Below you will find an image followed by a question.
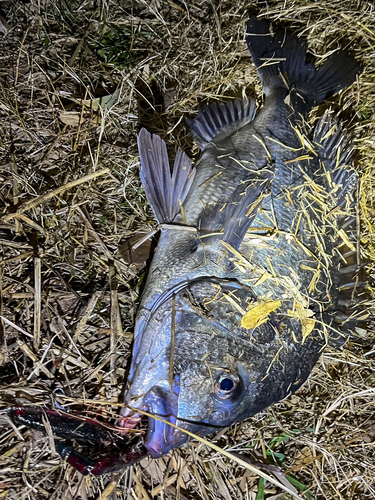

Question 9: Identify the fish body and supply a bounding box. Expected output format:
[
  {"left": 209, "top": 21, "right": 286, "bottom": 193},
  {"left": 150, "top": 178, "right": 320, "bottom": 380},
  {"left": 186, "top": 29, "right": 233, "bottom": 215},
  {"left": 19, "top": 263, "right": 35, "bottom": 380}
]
[{"left": 122, "top": 17, "right": 364, "bottom": 458}]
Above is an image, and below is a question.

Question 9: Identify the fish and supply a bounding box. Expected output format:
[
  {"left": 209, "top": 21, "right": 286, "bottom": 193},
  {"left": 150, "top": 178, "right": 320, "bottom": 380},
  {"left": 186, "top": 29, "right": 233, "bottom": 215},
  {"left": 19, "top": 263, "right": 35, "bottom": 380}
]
[{"left": 120, "top": 16, "right": 365, "bottom": 460}]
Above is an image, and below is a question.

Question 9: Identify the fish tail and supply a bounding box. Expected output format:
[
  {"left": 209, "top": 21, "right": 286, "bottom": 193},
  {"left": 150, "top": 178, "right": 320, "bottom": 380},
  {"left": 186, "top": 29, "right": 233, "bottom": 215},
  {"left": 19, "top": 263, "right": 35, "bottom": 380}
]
[{"left": 246, "top": 17, "right": 362, "bottom": 111}]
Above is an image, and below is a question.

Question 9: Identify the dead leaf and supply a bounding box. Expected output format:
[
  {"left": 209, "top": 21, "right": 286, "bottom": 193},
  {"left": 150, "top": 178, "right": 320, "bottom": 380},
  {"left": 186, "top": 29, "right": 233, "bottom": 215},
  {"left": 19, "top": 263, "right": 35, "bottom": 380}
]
[
  {"left": 0, "top": 14, "right": 9, "bottom": 35},
  {"left": 59, "top": 111, "right": 83, "bottom": 126},
  {"left": 241, "top": 299, "right": 281, "bottom": 330},
  {"left": 293, "top": 445, "right": 315, "bottom": 468},
  {"left": 119, "top": 233, "right": 154, "bottom": 269}
]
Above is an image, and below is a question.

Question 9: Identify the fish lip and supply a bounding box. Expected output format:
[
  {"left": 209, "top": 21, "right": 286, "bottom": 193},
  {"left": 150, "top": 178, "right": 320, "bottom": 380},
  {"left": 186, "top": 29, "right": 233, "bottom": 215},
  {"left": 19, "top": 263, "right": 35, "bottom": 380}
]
[
  {"left": 144, "top": 402, "right": 176, "bottom": 458},
  {"left": 143, "top": 389, "right": 187, "bottom": 458},
  {"left": 121, "top": 388, "right": 187, "bottom": 458}
]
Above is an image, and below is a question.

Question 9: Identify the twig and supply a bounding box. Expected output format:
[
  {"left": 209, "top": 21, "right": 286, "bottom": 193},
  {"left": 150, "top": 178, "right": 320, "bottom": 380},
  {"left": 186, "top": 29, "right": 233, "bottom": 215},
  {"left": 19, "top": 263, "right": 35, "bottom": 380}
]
[
  {"left": 72, "top": 291, "right": 101, "bottom": 343},
  {"left": 17, "top": 341, "right": 54, "bottom": 379},
  {"left": 18, "top": 214, "right": 46, "bottom": 236},
  {"left": 1, "top": 168, "right": 110, "bottom": 222},
  {"left": 0, "top": 265, "right": 4, "bottom": 366},
  {"left": 109, "top": 263, "right": 120, "bottom": 389},
  {"left": 0, "top": 316, "right": 33, "bottom": 338},
  {"left": 33, "top": 257, "right": 41, "bottom": 350}
]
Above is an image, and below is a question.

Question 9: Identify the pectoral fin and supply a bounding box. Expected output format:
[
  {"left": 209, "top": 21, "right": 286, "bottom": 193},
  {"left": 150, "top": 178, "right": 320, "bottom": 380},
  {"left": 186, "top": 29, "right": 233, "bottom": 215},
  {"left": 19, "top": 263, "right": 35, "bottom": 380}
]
[{"left": 199, "top": 173, "right": 272, "bottom": 249}]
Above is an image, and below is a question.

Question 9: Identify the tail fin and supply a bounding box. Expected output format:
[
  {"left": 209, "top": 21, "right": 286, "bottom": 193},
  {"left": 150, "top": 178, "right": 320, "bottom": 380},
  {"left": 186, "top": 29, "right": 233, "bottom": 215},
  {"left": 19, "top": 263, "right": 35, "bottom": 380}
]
[{"left": 246, "top": 17, "right": 362, "bottom": 111}]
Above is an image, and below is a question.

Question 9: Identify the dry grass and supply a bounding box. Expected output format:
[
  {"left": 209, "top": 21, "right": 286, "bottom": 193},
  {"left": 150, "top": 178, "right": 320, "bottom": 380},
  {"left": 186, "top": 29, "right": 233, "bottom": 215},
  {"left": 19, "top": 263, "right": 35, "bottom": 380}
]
[{"left": 0, "top": 0, "right": 374, "bottom": 498}]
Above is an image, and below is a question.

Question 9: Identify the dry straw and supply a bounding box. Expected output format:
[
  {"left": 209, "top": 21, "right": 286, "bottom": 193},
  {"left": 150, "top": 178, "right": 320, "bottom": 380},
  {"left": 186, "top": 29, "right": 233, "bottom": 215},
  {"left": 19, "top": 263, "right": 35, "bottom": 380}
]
[{"left": 0, "top": 0, "right": 374, "bottom": 499}]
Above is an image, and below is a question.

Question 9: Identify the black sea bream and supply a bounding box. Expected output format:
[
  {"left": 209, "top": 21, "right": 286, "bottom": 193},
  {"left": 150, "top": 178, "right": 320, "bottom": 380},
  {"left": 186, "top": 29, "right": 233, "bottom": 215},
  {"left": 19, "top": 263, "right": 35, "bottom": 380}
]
[{"left": 121, "top": 17, "right": 365, "bottom": 458}]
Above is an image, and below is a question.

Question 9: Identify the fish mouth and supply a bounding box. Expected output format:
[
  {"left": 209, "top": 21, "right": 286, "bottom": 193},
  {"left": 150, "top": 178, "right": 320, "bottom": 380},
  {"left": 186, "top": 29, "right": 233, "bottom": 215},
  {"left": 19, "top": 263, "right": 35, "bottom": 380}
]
[
  {"left": 121, "top": 388, "right": 187, "bottom": 458},
  {"left": 144, "top": 396, "right": 178, "bottom": 457}
]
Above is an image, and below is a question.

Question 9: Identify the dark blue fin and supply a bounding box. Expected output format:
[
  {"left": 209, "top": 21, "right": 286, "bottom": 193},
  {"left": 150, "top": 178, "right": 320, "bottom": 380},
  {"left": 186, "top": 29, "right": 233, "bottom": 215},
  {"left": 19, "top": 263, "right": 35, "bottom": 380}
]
[
  {"left": 222, "top": 177, "right": 271, "bottom": 249},
  {"left": 186, "top": 97, "right": 256, "bottom": 150},
  {"left": 138, "top": 129, "right": 196, "bottom": 224},
  {"left": 200, "top": 173, "right": 272, "bottom": 249},
  {"left": 246, "top": 17, "right": 362, "bottom": 111},
  {"left": 313, "top": 111, "right": 357, "bottom": 208},
  {"left": 313, "top": 112, "right": 370, "bottom": 337},
  {"left": 333, "top": 220, "right": 371, "bottom": 338}
]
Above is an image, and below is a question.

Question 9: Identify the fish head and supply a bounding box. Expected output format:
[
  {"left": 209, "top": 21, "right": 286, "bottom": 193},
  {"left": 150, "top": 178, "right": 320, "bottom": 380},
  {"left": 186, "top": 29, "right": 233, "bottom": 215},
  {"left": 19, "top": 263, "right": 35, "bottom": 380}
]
[{"left": 122, "top": 278, "right": 311, "bottom": 458}]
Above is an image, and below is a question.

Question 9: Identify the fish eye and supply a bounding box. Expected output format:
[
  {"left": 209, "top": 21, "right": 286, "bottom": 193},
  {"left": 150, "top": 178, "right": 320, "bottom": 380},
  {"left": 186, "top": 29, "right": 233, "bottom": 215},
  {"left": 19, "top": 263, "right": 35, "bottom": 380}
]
[
  {"left": 214, "top": 373, "right": 241, "bottom": 401},
  {"left": 220, "top": 378, "right": 234, "bottom": 391}
]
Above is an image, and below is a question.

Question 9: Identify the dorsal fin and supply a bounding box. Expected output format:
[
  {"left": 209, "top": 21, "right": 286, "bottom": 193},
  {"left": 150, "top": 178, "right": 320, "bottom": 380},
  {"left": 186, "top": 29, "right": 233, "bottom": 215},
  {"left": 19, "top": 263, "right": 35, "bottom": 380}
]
[
  {"left": 313, "top": 112, "right": 370, "bottom": 337},
  {"left": 138, "top": 129, "right": 195, "bottom": 224},
  {"left": 186, "top": 97, "right": 256, "bottom": 150}
]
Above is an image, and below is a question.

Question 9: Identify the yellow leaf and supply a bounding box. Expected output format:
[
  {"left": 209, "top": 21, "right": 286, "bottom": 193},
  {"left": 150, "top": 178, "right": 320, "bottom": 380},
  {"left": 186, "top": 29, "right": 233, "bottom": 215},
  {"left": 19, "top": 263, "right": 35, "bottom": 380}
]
[
  {"left": 287, "top": 303, "right": 316, "bottom": 343},
  {"left": 241, "top": 299, "right": 281, "bottom": 330}
]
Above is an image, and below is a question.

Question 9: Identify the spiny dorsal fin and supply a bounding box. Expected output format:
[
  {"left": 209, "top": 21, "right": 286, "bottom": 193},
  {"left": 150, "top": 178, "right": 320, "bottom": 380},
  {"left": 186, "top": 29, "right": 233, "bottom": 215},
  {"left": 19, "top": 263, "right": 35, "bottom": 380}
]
[
  {"left": 186, "top": 97, "right": 256, "bottom": 150},
  {"left": 334, "top": 213, "right": 370, "bottom": 333},
  {"left": 138, "top": 129, "right": 195, "bottom": 224},
  {"left": 313, "top": 110, "right": 357, "bottom": 208}
]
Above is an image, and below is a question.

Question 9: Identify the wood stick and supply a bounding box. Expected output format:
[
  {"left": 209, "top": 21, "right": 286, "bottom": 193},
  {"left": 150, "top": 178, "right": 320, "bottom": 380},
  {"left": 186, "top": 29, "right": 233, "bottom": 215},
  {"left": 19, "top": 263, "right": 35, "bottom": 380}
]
[
  {"left": 1, "top": 168, "right": 110, "bottom": 222},
  {"left": 109, "top": 263, "right": 118, "bottom": 388},
  {"left": 33, "top": 257, "right": 41, "bottom": 350},
  {"left": 72, "top": 291, "right": 101, "bottom": 342}
]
